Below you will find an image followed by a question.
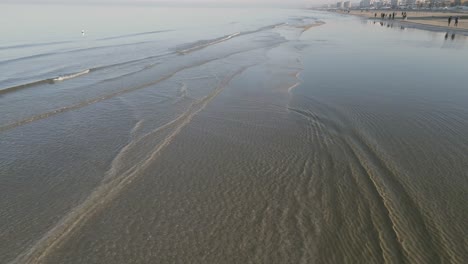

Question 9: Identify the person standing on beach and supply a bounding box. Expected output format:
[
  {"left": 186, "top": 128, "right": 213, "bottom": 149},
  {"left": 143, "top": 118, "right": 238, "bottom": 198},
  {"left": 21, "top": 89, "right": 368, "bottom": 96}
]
[
  {"left": 455, "top": 17, "right": 459, "bottom": 27},
  {"left": 448, "top": 16, "right": 452, "bottom": 26}
]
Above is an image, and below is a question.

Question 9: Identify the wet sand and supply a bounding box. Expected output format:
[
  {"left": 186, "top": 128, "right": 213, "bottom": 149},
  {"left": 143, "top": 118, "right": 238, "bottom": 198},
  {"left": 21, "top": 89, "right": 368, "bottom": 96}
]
[
  {"left": 345, "top": 10, "right": 468, "bottom": 33},
  {"left": 1, "top": 10, "right": 468, "bottom": 264}
]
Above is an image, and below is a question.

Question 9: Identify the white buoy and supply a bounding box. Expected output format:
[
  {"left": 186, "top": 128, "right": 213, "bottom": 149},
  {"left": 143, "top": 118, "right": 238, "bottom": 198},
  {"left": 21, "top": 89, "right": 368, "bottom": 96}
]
[{"left": 81, "top": 29, "right": 85, "bottom": 36}]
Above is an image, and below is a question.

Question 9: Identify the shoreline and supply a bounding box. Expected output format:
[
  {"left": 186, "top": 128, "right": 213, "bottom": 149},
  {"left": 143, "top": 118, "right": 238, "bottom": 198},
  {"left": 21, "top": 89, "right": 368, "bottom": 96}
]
[
  {"left": 327, "top": 9, "right": 468, "bottom": 35},
  {"left": 370, "top": 18, "right": 468, "bottom": 35}
]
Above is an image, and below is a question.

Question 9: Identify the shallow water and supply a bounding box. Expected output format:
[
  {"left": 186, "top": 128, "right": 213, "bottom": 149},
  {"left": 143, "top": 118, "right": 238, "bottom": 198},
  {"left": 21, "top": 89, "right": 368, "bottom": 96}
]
[{"left": 0, "top": 5, "right": 467, "bottom": 264}]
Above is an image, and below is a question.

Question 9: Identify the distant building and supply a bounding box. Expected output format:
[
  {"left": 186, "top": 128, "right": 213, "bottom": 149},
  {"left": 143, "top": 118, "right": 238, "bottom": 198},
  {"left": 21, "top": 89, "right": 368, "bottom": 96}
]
[
  {"left": 337, "top": 1, "right": 344, "bottom": 8},
  {"left": 374, "top": 0, "right": 391, "bottom": 7},
  {"left": 344, "top": 1, "right": 352, "bottom": 8},
  {"left": 360, "top": 0, "right": 375, "bottom": 7}
]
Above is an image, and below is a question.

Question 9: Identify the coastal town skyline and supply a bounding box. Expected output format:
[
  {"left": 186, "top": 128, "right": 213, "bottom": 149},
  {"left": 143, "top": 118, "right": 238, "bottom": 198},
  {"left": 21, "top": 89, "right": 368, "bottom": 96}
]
[{"left": 329, "top": 0, "right": 467, "bottom": 8}]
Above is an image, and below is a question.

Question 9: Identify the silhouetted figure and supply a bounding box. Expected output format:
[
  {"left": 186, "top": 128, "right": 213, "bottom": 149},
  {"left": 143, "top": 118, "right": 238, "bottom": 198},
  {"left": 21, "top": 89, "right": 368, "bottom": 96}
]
[
  {"left": 455, "top": 17, "right": 459, "bottom": 27},
  {"left": 448, "top": 16, "right": 452, "bottom": 26},
  {"left": 375, "top": 13, "right": 377, "bottom": 18},
  {"left": 451, "top": 33, "right": 455, "bottom": 40}
]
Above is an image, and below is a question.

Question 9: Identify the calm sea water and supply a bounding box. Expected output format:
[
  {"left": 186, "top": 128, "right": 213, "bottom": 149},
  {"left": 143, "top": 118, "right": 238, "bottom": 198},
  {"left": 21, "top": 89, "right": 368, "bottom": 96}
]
[
  {"left": 0, "top": 5, "right": 315, "bottom": 90},
  {"left": 1, "top": 4, "right": 467, "bottom": 264}
]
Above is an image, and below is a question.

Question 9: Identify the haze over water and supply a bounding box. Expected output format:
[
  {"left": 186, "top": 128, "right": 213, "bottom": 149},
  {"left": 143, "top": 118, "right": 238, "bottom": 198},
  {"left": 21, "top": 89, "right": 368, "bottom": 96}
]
[{"left": 1, "top": 4, "right": 467, "bottom": 264}]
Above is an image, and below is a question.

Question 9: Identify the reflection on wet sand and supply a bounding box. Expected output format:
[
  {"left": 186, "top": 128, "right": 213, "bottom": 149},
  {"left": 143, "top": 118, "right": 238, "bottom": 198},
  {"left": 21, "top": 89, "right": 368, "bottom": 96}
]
[{"left": 369, "top": 20, "right": 468, "bottom": 43}]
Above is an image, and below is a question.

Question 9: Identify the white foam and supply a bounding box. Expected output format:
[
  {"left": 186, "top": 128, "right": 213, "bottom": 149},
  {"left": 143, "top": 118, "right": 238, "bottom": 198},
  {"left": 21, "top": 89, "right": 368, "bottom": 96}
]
[{"left": 53, "top": 69, "right": 90, "bottom": 82}]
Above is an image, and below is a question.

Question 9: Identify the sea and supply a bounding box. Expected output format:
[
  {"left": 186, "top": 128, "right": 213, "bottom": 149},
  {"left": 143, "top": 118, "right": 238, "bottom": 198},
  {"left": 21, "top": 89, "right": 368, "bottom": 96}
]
[{"left": 1, "top": 4, "right": 467, "bottom": 264}]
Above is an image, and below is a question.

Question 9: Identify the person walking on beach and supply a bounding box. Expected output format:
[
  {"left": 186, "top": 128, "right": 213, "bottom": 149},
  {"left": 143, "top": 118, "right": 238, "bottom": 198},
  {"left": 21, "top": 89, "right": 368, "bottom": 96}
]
[
  {"left": 455, "top": 17, "right": 459, "bottom": 27},
  {"left": 375, "top": 13, "right": 377, "bottom": 18},
  {"left": 448, "top": 16, "right": 452, "bottom": 26}
]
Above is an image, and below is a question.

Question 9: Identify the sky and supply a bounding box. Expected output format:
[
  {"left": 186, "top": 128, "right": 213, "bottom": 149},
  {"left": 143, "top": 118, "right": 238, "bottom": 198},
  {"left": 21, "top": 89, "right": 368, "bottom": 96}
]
[{"left": 0, "top": 0, "right": 331, "bottom": 8}]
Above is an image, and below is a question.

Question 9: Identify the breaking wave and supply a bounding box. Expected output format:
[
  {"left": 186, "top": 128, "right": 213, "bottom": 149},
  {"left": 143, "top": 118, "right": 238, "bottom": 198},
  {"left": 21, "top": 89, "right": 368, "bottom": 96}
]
[
  {"left": 52, "top": 69, "right": 91, "bottom": 82},
  {"left": 0, "top": 69, "right": 91, "bottom": 95}
]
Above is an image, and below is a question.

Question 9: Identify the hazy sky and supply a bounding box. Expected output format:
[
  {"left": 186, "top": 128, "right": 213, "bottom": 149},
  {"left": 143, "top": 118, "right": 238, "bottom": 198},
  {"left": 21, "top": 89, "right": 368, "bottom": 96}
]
[{"left": 0, "top": 0, "right": 331, "bottom": 8}]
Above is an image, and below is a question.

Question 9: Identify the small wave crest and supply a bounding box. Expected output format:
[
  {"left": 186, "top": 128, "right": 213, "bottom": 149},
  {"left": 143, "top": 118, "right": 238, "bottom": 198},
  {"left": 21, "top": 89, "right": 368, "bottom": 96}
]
[
  {"left": 177, "top": 32, "right": 241, "bottom": 54},
  {"left": 0, "top": 42, "right": 150, "bottom": 66},
  {"left": 98, "top": 30, "right": 173, "bottom": 41},
  {"left": 0, "top": 41, "right": 72, "bottom": 51},
  {"left": 53, "top": 69, "right": 90, "bottom": 82},
  {"left": 0, "top": 52, "right": 57, "bottom": 66},
  {"left": 0, "top": 51, "right": 175, "bottom": 95},
  {"left": 0, "top": 69, "right": 91, "bottom": 95},
  {"left": 175, "top": 23, "right": 288, "bottom": 55},
  {"left": 0, "top": 79, "right": 54, "bottom": 95}
]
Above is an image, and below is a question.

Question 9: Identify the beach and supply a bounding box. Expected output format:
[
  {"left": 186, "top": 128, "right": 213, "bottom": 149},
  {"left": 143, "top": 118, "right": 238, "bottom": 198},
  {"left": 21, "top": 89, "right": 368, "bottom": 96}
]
[
  {"left": 1, "top": 5, "right": 468, "bottom": 264},
  {"left": 344, "top": 9, "right": 468, "bottom": 33}
]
